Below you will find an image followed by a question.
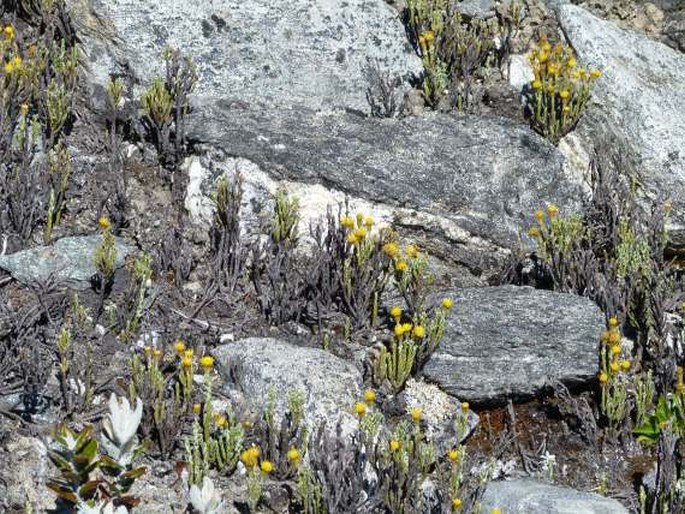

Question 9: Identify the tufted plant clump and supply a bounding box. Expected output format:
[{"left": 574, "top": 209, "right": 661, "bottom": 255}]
[
  {"left": 405, "top": 0, "right": 521, "bottom": 110},
  {"left": 525, "top": 35, "right": 601, "bottom": 144}
]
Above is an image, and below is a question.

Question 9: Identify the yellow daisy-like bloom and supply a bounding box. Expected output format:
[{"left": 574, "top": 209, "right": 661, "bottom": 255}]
[
  {"left": 567, "top": 57, "right": 577, "bottom": 68},
  {"left": 346, "top": 233, "right": 359, "bottom": 245},
  {"left": 4, "top": 25, "right": 15, "bottom": 40},
  {"left": 405, "top": 244, "right": 419, "bottom": 259},
  {"left": 199, "top": 355, "right": 215, "bottom": 371},
  {"left": 364, "top": 389, "right": 377, "bottom": 405},
  {"left": 20, "top": 103, "right": 28, "bottom": 115},
  {"left": 538, "top": 51, "right": 549, "bottom": 64},
  {"left": 174, "top": 340, "right": 186, "bottom": 355},
  {"left": 610, "top": 361, "right": 620, "bottom": 373},
  {"left": 143, "top": 346, "right": 152, "bottom": 356},
  {"left": 412, "top": 325, "right": 426, "bottom": 340},
  {"left": 364, "top": 216, "right": 374, "bottom": 228},
  {"left": 192, "top": 403, "right": 202, "bottom": 415},
  {"left": 447, "top": 448, "right": 460, "bottom": 461},
  {"left": 563, "top": 105, "right": 571, "bottom": 114},
  {"left": 214, "top": 414, "right": 228, "bottom": 429},
  {"left": 98, "top": 215, "right": 111, "bottom": 231},
  {"left": 394, "top": 324, "right": 405, "bottom": 338},
  {"left": 608, "top": 317, "right": 619, "bottom": 328},
  {"left": 353, "top": 227, "right": 367, "bottom": 240},
  {"left": 441, "top": 298, "right": 454, "bottom": 310},
  {"left": 152, "top": 349, "right": 162, "bottom": 359},
  {"left": 395, "top": 259, "right": 408, "bottom": 273},
  {"left": 532, "top": 79, "right": 542, "bottom": 91},
  {"left": 490, "top": 509, "right": 502, "bottom": 514},
  {"left": 383, "top": 242, "right": 400, "bottom": 258},
  {"left": 401, "top": 323, "right": 412, "bottom": 334},
  {"left": 461, "top": 401, "right": 469, "bottom": 413},
  {"left": 620, "top": 360, "right": 631, "bottom": 371},
  {"left": 452, "top": 498, "right": 463, "bottom": 510},
  {"left": 590, "top": 69, "right": 601, "bottom": 79},
  {"left": 12, "top": 56, "right": 21, "bottom": 68},
  {"left": 184, "top": 349, "right": 194, "bottom": 359},
  {"left": 422, "top": 30, "right": 435, "bottom": 44},
  {"left": 182, "top": 356, "right": 193, "bottom": 369},
  {"left": 534, "top": 209, "right": 545, "bottom": 223},
  {"left": 528, "top": 226, "right": 541, "bottom": 238},
  {"left": 390, "top": 305, "right": 402, "bottom": 320},
  {"left": 610, "top": 345, "right": 621, "bottom": 356},
  {"left": 559, "top": 90, "right": 570, "bottom": 100},
  {"left": 354, "top": 402, "right": 367, "bottom": 418},
  {"left": 607, "top": 331, "right": 621, "bottom": 345},
  {"left": 546, "top": 84, "right": 556, "bottom": 95},
  {"left": 598, "top": 372, "right": 609, "bottom": 384},
  {"left": 389, "top": 440, "right": 401, "bottom": 451},
  {"left": 410, "top": 407, "right": 422, "bottom": 423},
  {"left": 240, "top": 447, "right": 261, "bottom": 469},
  {"left": 260, "top": 460, "right": 274, "bottom": 474},
  {"left": 287, "top": 448, "right": 301, "bottom": 463},
  {"left": 340, "top": 215, "right": 355, "bottom": 229}
]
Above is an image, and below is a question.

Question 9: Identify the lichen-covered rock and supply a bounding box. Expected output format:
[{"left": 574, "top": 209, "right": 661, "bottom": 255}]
[
  {"left": 557, "top": 5, "right": 685, "bottom": 249},
  {"left": 0, "top": 235, "right": 132, "bottom": 289},
  {"left": 213, "top": 338, "right": 364, "bottom": 432},
  {"left": 186, "top": 101, "right": 588, "bottom": 282},
  {"left": 421, "top": 286, "right": 604, "bottom": 404},
  {"left": 482, "top": 479, "right": 629, "bottom": 513},
  {"left": 68, "top": 0, "right": 422, "bottom": 113}
]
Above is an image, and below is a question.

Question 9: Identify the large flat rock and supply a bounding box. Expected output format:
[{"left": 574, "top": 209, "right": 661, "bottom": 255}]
[
  {"left": 213, "top": 338, "right": 363, "bottom": 431},
  {"left": 68, "top": 0, "right": 422, "bottom": 112},
  {"left": 558, "top": 5, "right": 685, "bottom": 249},
  {"left": 186, "top": 102, "right": 588, "bottom": 278},
  {"left": 421, "top": 286, "right": 604, "bottom": 404},
  {"left": 482, "top": 479, "right": 629, "bottom": 514}
]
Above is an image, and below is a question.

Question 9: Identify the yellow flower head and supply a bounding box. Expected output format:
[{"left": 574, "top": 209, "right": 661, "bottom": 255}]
[
  {"left": 401, "top": 323, "right": 412, "bottom": 335},
  {"left": 260, "top": 460, "right": 274, "bottom": 474},
  {"left": 590, "top": 69, "right": 601, "bottom": 79},
  {"left": 346, "top": 233, "right": 359, "bottom": 245},
  {"left": 143, "top": 346, "right": 152, "bottom": 356},
  {"left": 608, "top": 317, "right": 619, "bottom": 328},
  {"left": 390, "top": 305, "right": 402, "bottom": 320},
  {"left": 389, "top": 439, "right": 401, "bottom": 451},
  {"left": 200, "top": 355, "right": 215, "bottom": 371},
  {"left": 354, "top": 402, "right": 367, "bottom": 418},
  {"left": 528, "top": 226, "right": 541, "bottom": 238},
  {"left": 182, "top": 356, "right": 193, "bottom": 369},
  {"left": 340, "top": 215, "right": 355, "bottom": 229},
  {"left": 490, "top": 509, "right": 502, "bottom": 514},
  {"left": 452, "top": 498, "right": 463, "bottom": 510},
  {"left": 192, "top": 403, "right": 202, "bottom": 415},
  {"left": 534, "top": 209, "right": 545, "bottom": 223},
  {"left": 532, "top": 79, "right": 542, "bottom": 91},
  {"left": 461, "top": 401, "right": 470, "bottom": 413},
  {"left": 610, "top": 344, "right": 621, "bottom": 356},
  {"left": 287, "top": 448, "right": 301, "bottom": 463},
  {"left": 383, "top": 242, "right": 400, "bottom": 258},
  {"left": 12, "top": 56, "right": 22, "bottom": 68},
  {"left": 598, "top": 372, "right": 609, "bottom": 384},
  {"left": 412, "top": 325, "right": 426, "bottom": 340},
  {"left": 98, "top": 216, "right": 111, "bottom": 231},
  {"left": 174, "top": 340, "right": 186, "bottom": 355},
  {"left": 610, "top": 361, "right": 620, "bottom": 373},
  {"left": 152, "top": 349, "right": 162, "bottom": 359},
  {"left": 620, "top": 360, "right": 631, "bottom": 372},
  {"left": 364, "top": 216, "right": 374, "bottom": 228},
  {"left": 608, "top": 331, "right": 621, "bottom": 346},
  {"left": 20, "top": 103, "right": 29, "bottom": 115},
  {"left": 563, "top": 105, "right": 571, "bottom": 114},
  {"left": 240, "top": 446, "right": 261, "bottom": 469},
  {"left": 538, "top": 52, "right": 549, "bottom": 64},
  {"left": 567, "top": 57, "right": 577, "bottom": 69},
  {"left": 405, "top": 244, "right": 419, "bottom": 259},
  {"left": 184, "top": 349, "right": 194, "bottom": 359},
  {"left": 364, "top": 389, "right": 377, "bottom": 405},
  {"left": 4, "top": 25, "right": 15, "bottom": 40},
  {"left": 395, "top": 259, "right": 408, "bottom": 273},
  {"left": 441, "top": 298, "right": 454, "bottom": 310},
  {"left": 353, "top": 227, "right": 367, "bottom": 240},
  {"left": 546, "top": 84, "right": 556, "bottom": 95},
  {"left": 423, "top": 30, "right": 435, "bottom": 44},
  {"left": 394, "top": 323, "right": 405, "bottom": 338},
  {"left": 214, "top": 414, "right": 227, "bottom": 429},
  {"left": 559, "top": 90, "right": 570, "bottom": 100},
  {"left": 447, "top": 448, "right": 460, "bottom": 461},
  {"left": 410, "top": 407, "right": 422, "bottom": 423}
]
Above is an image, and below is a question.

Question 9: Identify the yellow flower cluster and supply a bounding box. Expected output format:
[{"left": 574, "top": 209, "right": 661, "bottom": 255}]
[
  {"left": 599, "top": 317, "right": 631, "bottom": 384},
  {"left": 341, "top": 212, "right": 374, "bottom": 246},
  {"left": 528, "top": 36, "right": 601, "bottom": 143},
  {"left": 527, "top": 204, "right": 559, "bottom": 239},
  {"left": 240, "top": 446, "right": 261, "bottom": 469},
  {"left": 171, "top": 340, "right": 215, "bottom": 373}
]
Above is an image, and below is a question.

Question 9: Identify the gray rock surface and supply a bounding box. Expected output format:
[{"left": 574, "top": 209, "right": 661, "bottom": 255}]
[
  {"left": 453, "top": 0, "right": 496, "bottom": 18},
  {"left": 68, "top": 0, "right": 422, "bottom": 113},
  {"left": 0, "top": 235, "right": 132, "bottom": 289},
  {"left": 187, "top": 101, "right": 588, "bottom": 279},
  {"left": 213, "top": 338, "right": 363, "bottom": 431},
  {"left": 482, "top": 479, "right": 629, "bottom": 513},
  {"left": 557, "top": 5, "right": 685, "bottom": 249},
  {"left": 421, "top": 286, "right": 604, "bottom": 404}
]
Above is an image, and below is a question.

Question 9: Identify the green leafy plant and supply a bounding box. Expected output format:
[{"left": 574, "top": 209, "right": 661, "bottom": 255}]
[{"left": 44, "top": 141, "right": 71, "bottom": 243}]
